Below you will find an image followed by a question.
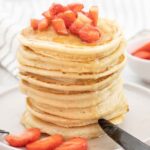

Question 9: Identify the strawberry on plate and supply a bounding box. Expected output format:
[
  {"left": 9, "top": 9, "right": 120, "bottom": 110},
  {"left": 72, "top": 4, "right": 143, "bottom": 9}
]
[
  {"left": 5, "top": 128, "right": 41, "bottom": 147},
  {"left": 31, "top": 19, "right": 39, "bottom": 30},
  {"left": 52, "top": 18, "right": 68, "bottom": 35},
  {"left": 55, "top": 137, "right": 88, "bottom": 150},
  {"left": 68, "top": 3, "right": 84, "bottom": 12},
  {"left": 89, "top": 6, "right": 98, "bottom": 26},
  {"left": 38, "top": 18, "right": 49, "bottom": 31},
  {"left": 79, "top": 24, "right": 100, "bottom": 43},
  {"left": 26, "top": 134, "right": 64, "bottom": 150}
]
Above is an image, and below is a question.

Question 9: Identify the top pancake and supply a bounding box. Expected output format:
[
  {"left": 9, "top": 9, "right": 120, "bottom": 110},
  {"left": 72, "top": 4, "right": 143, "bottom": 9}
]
[{"left": 19, "top": 19, "right": 125, "bottom": 62}]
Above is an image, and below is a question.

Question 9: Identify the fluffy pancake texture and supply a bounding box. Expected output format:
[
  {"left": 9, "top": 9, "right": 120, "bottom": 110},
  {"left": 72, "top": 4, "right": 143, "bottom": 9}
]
[{"left": 18, "top": 18, "right": 128, "bottom": 139}]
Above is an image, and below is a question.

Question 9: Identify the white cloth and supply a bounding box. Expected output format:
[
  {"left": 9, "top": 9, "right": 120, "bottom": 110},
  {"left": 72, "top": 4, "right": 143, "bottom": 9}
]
[{"left": 0, "top": 0, "right": 150, "bottom": 76}]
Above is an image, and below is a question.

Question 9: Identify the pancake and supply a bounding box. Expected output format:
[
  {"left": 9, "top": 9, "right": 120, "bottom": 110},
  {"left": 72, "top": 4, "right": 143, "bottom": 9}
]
[
  {"left": 20, "top": 77, "right": 122, "bottom": 103},
  {"left": 26, "top": 92, "right": 127, "bottom": 120},
  {"left": 19, "top": 19, "right": 124, "bottom": 62},
  {"left": 21, "top": 80, "right": 122, "bottom": 108},
  {"left": 18, "top": 10, "right": 128, "bottom": 139},
  {"left": 26, "top": 97, "right": 128, "bottom": 127},
  {"left": 19, "top": 55, "right": 126, "bottom": 80},
  {"left": 19, "top": 71, "right": 120, "bottom": 92},
  {"left": 22, "top": 111, "right": 125, "bottom": 139},
  {"left": 17, "top": 40, "right": 125, "bottom": 73}
]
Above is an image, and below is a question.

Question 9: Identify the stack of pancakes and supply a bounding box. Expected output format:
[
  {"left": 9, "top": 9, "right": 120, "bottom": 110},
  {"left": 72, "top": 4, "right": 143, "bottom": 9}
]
[{"left": 17, "top": 19, "right": 128, "bottom": 139}]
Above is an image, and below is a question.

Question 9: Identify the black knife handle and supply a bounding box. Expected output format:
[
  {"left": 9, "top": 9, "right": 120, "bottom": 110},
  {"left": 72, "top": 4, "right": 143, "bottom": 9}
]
[
  {"left": 0, "top": 129, "right": 9, "bottom": 134},
  {"left": 98, "top": 119, "right": 150, "bottom": 150}
]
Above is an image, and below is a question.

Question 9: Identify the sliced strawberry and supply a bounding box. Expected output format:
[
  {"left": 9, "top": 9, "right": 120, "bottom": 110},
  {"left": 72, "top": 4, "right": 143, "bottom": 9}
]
[
  {"left": 42, "top": 10, "right": 52, "bottom": 20},
  {"left": 77, "top": 12, "right": 92, "bottom": 24},
  {"left": 68, "top": 3, "right": 84, "bottom": 12},
  {"left": 89, "top": 6, "right": 98, "bottom": 26},
  {"left": 38, "top": 18, "right": 49, "bottom": 31},
  {"left": 5, "top": 128, "right": 41, "bottom": 147},
  {"left": 55, "top": 137, "right": 88, "bottom": 150},
  {"left": 69, "top": 18, "right": 84, "bottom": 35},
  {"left": 31, "top": 19, "right": 39, "bottom": 30},
  {"left": 26, "top": 134, "right": 64, "bottom": 150},
  {"left": 79, "top": 24, "right": 100, "bottom": 43},
  {"left": 62, "top": 10, "right": 76, "bottom": 28},
  {"left": 52, "top": 18, "right": 68, "bottom": 35},
  {"left": 49, "top": 3, "right": 66, "bottom": 16},
  {"left": 133, "top": 50, "right": 150, "bottom": 59}
]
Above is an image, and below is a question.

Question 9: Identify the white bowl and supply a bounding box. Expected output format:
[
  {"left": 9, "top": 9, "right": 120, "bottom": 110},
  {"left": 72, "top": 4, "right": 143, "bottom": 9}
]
[{"left": 126, "top": 37, "right": 150, "bottom": 82}]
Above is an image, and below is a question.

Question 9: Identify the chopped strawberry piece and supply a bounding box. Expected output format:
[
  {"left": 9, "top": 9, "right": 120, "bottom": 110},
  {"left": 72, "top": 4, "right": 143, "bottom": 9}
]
[
  {"left": 56, "top": 12, "right": 64, "bottom": 19},
  {"left": 31, "top": 19, "right": 39, "bottom": 30},
  {"left": 68, "top": 3, "right": 84, "bottom": 12},
  {"left": 55, "top": 137, "right": 88, "bottom": 150},
  {"left": 5, "top": 128, "right": 41, "bottom": 147},
  {"left": 38, "top": 18, "right": 49, "bottom": 31},
  {"left": 79, "top": 24, "right": 100, "bottom": 43},
  {"left": 63, "top": 10, "right": 76, "bottom": 28},
  {"left": 69, "top": 18, "right": 84, "bottom": 35},
  {"left": 89, "top": 6, "right": 98, "bottom": 26},
  {"left": 52, "top": 18, "right": 68, "bottom": 35},
  {"left": 49, "top": 3, "right": 66, "bottom": 16},
  {"left": 26, "top": 134, "right": 64, "bottom": 150},
  {"left": 42, "top": 10, "right": 52, "bottom": 20},
  {"left": 77, "top": 12, "right": 92, "bottom": 24},
  {"left": 133, "top": 50, "right": 150, "bottom": 59}
]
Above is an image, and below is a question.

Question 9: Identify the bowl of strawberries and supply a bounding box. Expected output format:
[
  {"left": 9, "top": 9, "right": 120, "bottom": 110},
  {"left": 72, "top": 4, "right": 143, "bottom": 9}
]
[{"left": 126, "top": 35, "right": 150, "bottom": 83}]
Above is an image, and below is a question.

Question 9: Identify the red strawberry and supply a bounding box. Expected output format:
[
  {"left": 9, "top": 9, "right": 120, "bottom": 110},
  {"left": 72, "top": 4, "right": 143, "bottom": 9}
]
[
  {"left": 38, "top": 18, "right": 49, "bottom": 31},
  {"left": 79, "top": 24, "right": 100, "bottom": 43},
  {"left": 30, "top": 19, "right": 39, "bottom": 30},
  {"left": 49, "top": 3, "right": 66, "bottom": 16},
  {"left": 52, "top": 18, "right": 68, "bottom": 35},
  {"left": 77, "top": 12, "right": 92, "bottom": 24},
  {"left": 55, "top": 137, "right": 88, "bottom": 150},
  {"left": 5, "top": 128, "right": 41, "bottom": 147},
  {"left": 69, "top": 18, "right": 84, "bottom": 35},
  {"left": 89, "top": 6, "right": 98, "bottom": 26},
  {"left": 42, "top": 10, "right": 52, "bottom": 20},
  {"left": 26, "top": 134, "right": 64, "bottom": 150},
  {"left": 133, "top": 50, "right": 150, "bottom": 59},
  {"left": 62, "top": 10, "right": 76, "bottom": 28},
  {"left": 68, "top": 3, "right": 84, "bottom": 12}
]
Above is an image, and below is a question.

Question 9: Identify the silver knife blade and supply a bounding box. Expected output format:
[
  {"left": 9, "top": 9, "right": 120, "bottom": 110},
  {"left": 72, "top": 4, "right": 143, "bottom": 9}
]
[{"left": 98, "top": 119, "right": 150, "bottom": 150}]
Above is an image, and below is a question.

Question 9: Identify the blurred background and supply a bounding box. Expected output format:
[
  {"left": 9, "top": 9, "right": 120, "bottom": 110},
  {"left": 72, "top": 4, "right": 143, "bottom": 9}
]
[{"left": 0, "top": 0, "right": 150, "bottom": 92}]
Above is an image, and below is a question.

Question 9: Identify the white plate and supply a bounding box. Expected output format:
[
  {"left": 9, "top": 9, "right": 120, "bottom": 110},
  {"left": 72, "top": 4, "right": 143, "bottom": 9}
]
[{"left": 0, "top": 82, "right": 150, "bottom": 150}]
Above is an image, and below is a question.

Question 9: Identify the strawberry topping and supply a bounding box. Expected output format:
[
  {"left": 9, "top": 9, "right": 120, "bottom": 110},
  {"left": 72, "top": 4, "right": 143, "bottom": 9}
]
[
  {"left": 79, "top": 24, "right": 100, "bottom": 43},
  {"left": 30, "top": 3, "right": 101, "bottom": 43},
  {"left": 52, "top": 18, "right": 68, "bottom": 35}
]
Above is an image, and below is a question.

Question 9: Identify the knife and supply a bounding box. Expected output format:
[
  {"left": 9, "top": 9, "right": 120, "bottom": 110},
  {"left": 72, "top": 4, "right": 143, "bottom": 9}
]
[
  {"left": 0, "top": 129, "right": 9, "bottom": 134},
  {"left": 98, "top": 119, "right": 150, "bottom": 150}
]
